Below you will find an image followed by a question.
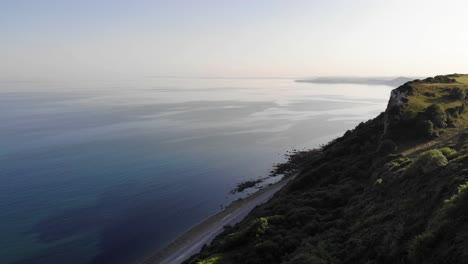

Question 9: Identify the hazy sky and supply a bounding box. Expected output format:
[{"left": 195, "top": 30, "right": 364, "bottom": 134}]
[{"left": 2, "top": 0, "right": 468, "bottom": 80}]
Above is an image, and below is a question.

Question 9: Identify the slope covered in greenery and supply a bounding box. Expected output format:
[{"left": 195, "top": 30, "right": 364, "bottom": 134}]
[{"left": 186, "top": 74, "right": 468, "bottom": 264}]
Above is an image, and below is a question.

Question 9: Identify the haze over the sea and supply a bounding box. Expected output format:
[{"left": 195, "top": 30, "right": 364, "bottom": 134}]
[{"left": 2, "top": 0, "right": 468, "bottom": 83}]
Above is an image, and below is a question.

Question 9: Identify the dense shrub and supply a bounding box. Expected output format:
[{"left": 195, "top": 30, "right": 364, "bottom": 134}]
[
  {"left": 449, "top": 87, "right": 466, "bottom": 99},
  {"left": 443, "top": 182, "right": 468, "bottom": 217},
  {"left": 425, "top": 104, "right": 447, "bottom": 128},
  {"left": 250, "top": 217, "right": 269, "bottom": 237},
  {"left": 456, "top": 103, "right": 467, "bottom": 114},
  {"left": 445, "top": 107, "right": 459, "bottom": 118},
  {"left": 196, "top": 256, "right": 223, "bottom": 264},
  {"left": 408, "top": 182, "right": 468, "bottom": 263},
  {"left": 415, "top": 120, "right": 434, "bottom": 138},
  {"left": 408, "top": 149, "right": 448, "bottom": 174},
  {"left": 438, "top": 147, "right": 457, "bottom": 159},
  {"left": 446, "top": 115, "right": 456, "bottom": 128},
  {"left": 423, "top": 75, "right": 455, "bottom": 83},
  {"left": 408, "top": 231, "right": 436, "bottom": 261}
]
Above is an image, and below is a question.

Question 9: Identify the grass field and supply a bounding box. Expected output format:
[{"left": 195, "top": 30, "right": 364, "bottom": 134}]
[
  {"left": 455, "top": 75, "right": 468, "bottom": 84},
  {"left": 402, "top": 78, "right": 468, "bottom": 113}
]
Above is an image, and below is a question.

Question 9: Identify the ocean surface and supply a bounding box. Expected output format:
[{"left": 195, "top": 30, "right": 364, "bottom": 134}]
[{"left": 0, "top": 78, "right": 392, "bottom": 264}]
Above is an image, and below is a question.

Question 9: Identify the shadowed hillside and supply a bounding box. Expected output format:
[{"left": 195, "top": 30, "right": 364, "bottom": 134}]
[{"left": 185, "top": 74, "right": 468, "bottom": 264}]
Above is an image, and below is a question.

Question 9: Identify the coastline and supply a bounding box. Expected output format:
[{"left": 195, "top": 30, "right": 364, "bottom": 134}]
[{"left": 142, "top": 175, "right": 294, "bottom": 264}]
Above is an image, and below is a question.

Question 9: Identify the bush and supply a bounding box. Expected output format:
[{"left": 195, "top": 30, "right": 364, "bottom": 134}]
[
  {"left": 425, "top": 104, "right": 447, "bottom": 128},
  {"left": 251, "top": 217, "right": 269, "bottom": 236},
  {"left": 450, "top": 87, "right": 466, "bottom": 99},
  {"left": 196, "top": 256, "right": 222, "bottom": 264},
  {"left": 443, "top": 182, "right": 468, "bottom": 217},
  {"left": 446, "top": 115, "right": 456, "bottom": 128},
  {"left": 407, "top": 182, "right": 468, "bottom": 263},
  {"left": 445, "top": 107, "right": 459, "bottom": 118},
  {"left": 424, "top": 75, "right": 455, "bottom": 83},
  {"left": 408, "top": 149, "right": 448, "bottom": 174},
  {"left": 415, "top": 120, "right": 434, "bottom": 138},
  {"left": 456, "top": 103, "right": 467, "bottom": 114},
  {"left": 408, "top": 232, "right": 436, "bottom": 261},
  {"left": 438, "top": 147, "right": 457, "bottom": 159}
]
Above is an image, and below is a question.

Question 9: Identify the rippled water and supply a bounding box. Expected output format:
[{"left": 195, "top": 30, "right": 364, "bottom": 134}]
[{"left": 0, "top": 78, "right": 392, "bottom": 263}]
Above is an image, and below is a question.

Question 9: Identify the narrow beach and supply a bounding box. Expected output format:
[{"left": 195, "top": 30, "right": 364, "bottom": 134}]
[{"left": 143, "top": 176, "right": 294, "bottom": 264}]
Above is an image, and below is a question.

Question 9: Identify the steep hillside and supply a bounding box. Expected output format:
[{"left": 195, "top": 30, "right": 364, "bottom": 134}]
[{"left": 185, "top": 74, "right": 468, "bottom": 264}]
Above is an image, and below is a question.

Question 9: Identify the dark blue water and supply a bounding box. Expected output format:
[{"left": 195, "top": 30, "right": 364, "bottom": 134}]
[{"left": 0, "top": 78, "right": 391, "bottom": 263}]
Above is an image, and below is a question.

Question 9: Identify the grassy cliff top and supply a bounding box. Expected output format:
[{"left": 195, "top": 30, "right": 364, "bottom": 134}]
[
  {"left": 453, "top": 74, "right": 468, "bottom": 84},
  {"left": 398, "top": 74, "right": 468, "bottom": 113}
]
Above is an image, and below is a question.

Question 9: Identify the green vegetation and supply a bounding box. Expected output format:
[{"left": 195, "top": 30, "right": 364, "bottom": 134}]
[
  {"left": 416, "top": 120, "right": 434, "bottom": 138},
  {"left": 453, "top": 74, "right": 468, "bottom": 84},
  {"left": 444, "top": 182, "right": 468, "bottom": 204},
  {"left": 408, "top": 231, "right": 437, "bottom": 261},
  {"left": 185, "top": 74, "right": 468, "bottom": 264},
  {"left": 399, "top": 76, "right": 466, "bottom": 114},
  {"left": 438, "top": 147, "right": 457, "bottom": 159},
  {"left": 425, "top": 104, "right": 447, "bottom": 128},
  {"left": 450, "top": 87, "right": 466, "bottom": 99},
  {"left": 408, "top": 181, "right": 468, "bottom": 262},
  {"left": 407, "top": 149, "right": 448, "bottom": 174},
  {"left": 384, "top": 76, "right": 468, "bottom": 141},
  {"left": 196, "top": 256, "right": 222, "bottom": 264}
]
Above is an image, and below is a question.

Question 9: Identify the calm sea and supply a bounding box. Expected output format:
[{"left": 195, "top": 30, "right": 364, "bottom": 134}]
[{"left": 0, "top": 78, "right": 392, "bottom": 264}]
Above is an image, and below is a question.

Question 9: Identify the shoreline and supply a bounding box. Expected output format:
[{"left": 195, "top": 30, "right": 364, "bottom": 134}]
[{"left": 142, "top": 175, "right": 294, "bottom": 264}]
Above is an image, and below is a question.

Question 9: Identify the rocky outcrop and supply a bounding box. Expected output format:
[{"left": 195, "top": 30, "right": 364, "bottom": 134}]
[{"left": 383, "top": 83, "right": 413, "bottom": 135}]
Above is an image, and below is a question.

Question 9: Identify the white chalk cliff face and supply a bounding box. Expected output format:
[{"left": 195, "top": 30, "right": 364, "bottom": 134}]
[
  {"left": 383, "top": 86, "right": 411, "bottom": 135},
  {"left": 388, "top": 89, "right": 411, "bottom": 108}
]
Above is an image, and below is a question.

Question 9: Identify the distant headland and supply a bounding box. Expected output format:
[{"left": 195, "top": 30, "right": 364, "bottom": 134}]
[{"left": 296, "top": 76, "right": 415, "bottom": 87}]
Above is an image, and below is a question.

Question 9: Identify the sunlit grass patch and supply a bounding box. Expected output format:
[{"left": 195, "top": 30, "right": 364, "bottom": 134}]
[
  {"left": 404, "top": 84, "right": 467, "bottom": 113},
  {"left": 454, "top": 75, "right": 468, "bottom": 84},
  {"left": 197, "top": 255, "right": 223, "bottom": 264}
]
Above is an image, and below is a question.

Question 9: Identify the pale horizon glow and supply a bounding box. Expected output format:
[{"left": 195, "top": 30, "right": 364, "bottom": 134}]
[{"left": 2, "top": 0, "right": 468, "bottom": 82}]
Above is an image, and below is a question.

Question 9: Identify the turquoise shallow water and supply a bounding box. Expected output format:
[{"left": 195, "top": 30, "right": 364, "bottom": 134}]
[{"left": 0, "top": 78, "right": 392, "bottom": 264}]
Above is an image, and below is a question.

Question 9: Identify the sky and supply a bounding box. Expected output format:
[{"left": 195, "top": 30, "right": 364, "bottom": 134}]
[{"left": 2, "top": 0, "right": 468, "bottom": 81}]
